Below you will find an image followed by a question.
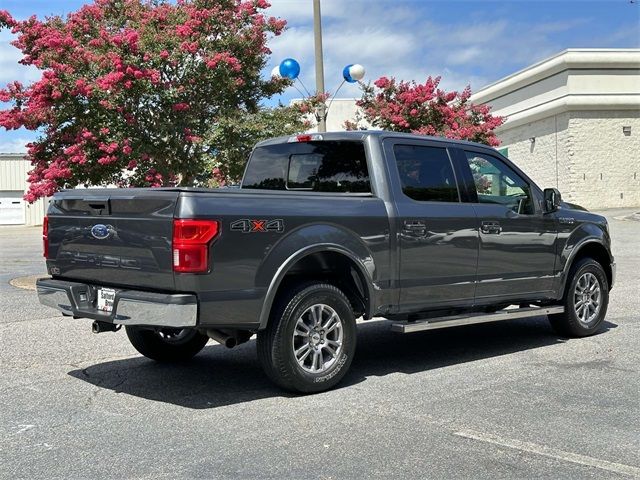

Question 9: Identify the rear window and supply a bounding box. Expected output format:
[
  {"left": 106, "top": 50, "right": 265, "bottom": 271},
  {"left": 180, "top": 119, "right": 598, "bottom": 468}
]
[{"left": 241, "top": 141, "right": 370, "bottom": 193}]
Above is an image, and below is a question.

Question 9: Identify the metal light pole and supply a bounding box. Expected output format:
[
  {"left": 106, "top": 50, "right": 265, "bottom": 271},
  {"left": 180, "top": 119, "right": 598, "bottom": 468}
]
[{"left": 313, "top": 0, "right": 327, "bottom": 132}]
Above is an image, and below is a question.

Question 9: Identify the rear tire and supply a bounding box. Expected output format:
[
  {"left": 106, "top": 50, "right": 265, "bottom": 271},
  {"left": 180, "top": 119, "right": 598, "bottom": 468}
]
[
  {"left": 257, "top": 283, "right": 357, "bottom": 393},
  {"left": 125, "top": 326, "right": 209, "bottom": 362},
  {"left": 549, "top": 258, "right": 609, "bottom": 337}
]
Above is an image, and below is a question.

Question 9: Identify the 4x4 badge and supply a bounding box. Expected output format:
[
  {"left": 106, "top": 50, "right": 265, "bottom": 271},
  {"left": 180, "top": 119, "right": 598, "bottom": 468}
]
[{"left": 230, "top": 219, "right": 284, "bottom": 233}]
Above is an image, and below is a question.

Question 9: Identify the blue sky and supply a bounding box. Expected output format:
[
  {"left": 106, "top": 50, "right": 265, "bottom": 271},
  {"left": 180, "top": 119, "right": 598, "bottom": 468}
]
[{"left": 1, "top": 0, "right": 639, "bottom": 152}]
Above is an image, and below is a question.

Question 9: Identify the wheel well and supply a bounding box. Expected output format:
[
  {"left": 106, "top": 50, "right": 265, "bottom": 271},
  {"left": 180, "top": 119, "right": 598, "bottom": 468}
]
[
  {"left": 569, "top": 242, "right": 612, "bottom": 289},
  {"left": 273, "top": 251, "right": 369, "bottom": 319}
]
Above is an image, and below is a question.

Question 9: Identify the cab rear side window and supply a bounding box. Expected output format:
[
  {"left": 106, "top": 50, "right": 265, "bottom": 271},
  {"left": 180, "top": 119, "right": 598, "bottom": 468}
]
[
  {"left": 242, "top": 141, "right": 370, "bottom": 193},
  {"left": 394, "top": 144, "right": 460, "bottom": 202}
]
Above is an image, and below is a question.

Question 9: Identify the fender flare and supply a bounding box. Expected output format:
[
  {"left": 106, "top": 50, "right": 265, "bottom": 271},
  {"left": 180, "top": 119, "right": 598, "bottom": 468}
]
[
  {"left": 257, "top": 243, "right": 375, "bottom": 329},
  {"left": 558, "top": 238, "right": 613, "bottom": 296}
]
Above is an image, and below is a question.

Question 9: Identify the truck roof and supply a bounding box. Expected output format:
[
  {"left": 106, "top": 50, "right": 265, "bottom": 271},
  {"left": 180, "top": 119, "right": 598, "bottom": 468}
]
[{"left": 255, "top": 130, "right": 499, "bottom": 151}]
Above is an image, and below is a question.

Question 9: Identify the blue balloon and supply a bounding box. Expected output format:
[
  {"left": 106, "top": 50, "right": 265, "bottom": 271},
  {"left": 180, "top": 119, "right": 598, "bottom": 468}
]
[
  {"left": 343, "top": 64, "right": 365, "bottom": 83},
  {"left": 279, "top": 58, "right": 300, "bottom": 80},
  {"left": 343, "top": 64, "right": 355, "bottom": 83}
]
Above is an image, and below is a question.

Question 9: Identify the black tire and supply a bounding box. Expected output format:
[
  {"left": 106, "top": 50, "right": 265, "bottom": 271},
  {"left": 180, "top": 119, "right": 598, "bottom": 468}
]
[
  {"left": 549, "top": 257, "right": 609, "bottom": 337},
  {"left": 125, "top": 326, "right": 209, "bottom": 362},
  {"left": 257, "top": 283, "right": 357, "bottom": 393}
]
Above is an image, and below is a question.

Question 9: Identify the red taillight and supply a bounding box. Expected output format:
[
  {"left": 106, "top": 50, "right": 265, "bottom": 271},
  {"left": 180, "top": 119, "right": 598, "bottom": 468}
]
[
  {"left": 42, "top": 216, "right": 49, "bottom": 258},
  {"left": 172, "top": 219, "right": 220, "bottom": 273}
]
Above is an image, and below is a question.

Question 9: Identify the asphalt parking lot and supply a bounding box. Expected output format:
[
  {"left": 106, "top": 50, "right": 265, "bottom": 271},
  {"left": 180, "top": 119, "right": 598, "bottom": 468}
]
[{"left": 1, "top": 209, "right": 639, "bottom": 479}]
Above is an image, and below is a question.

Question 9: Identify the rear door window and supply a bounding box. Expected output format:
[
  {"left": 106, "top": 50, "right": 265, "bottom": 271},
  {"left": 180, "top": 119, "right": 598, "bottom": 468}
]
[
  {"left": 242, "top": 141, "right": 370, "bottom": 193},
  {"left": 393, "top": 144, "right": 460, "bottom": 202}
]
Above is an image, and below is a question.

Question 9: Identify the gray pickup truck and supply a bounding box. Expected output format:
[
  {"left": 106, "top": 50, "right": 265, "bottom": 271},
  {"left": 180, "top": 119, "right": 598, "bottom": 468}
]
[{"left": 37, "top": 131, "right": 615, "bottom": 393}]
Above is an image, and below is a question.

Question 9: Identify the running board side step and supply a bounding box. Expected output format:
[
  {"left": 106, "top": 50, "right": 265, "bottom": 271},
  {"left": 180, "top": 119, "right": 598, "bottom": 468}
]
[{"left": 391, "top": 306, "right": 565, "bottom": 333}]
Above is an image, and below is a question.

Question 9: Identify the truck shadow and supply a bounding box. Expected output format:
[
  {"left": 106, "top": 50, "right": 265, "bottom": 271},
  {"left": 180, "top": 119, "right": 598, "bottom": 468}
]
[{"left": 68, "top": 318, "right": 616, "bottom": 409}]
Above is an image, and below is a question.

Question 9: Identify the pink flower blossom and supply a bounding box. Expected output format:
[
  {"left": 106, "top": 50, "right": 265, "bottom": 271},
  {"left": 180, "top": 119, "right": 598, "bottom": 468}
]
[
  {"left": 354, "top": 75, "right": 504, "bottom": 146},
  {"left": 172, "top": 102, "right": 190, "bottom": 112},
  {"left": 180, "top": 41, "right": 199, "bottom": 54},
  {"left": 98, "top": 155, "right": 117, "bottom": 165},
  {"left": 3, "top": 0, "right": 289, "bottom": 202}
]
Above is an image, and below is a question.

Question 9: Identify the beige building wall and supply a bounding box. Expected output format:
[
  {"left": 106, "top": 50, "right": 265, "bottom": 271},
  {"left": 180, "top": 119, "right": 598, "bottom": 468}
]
[
  {"left": 472, "top": 49, "right": 640, "bottom": 209},
  {"left": 324, "top": 98, "right": 367, "bottom": 131},
  {"left": 296, "top": 98, "right": 370, "bottom": 133},
  {"left": 497, "top": 113, "right": 571, "bottom": 194},
  {"left": 567, "top": 111, "right": 640, "bottom": 209},
  {"left": 0, "top": 155, "right": 49, "bottom": 226},
  {"left": 496, "top": 111, "right": 640, "bottom": 210}
]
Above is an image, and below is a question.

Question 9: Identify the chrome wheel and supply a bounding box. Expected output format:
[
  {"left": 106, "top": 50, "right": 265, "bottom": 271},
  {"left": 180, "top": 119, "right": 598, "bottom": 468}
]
[
  {"left": 573, "top": 272, "right": 601, "bottom": 325},
  {"left": 292, "top": 303, "right": 344, "bottom": 373}
]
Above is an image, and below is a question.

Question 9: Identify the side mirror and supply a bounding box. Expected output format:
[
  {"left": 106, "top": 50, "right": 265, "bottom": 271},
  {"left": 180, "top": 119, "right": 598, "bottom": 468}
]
[{"left": 543, "top": 188, "right": 562, "bottom": 213}]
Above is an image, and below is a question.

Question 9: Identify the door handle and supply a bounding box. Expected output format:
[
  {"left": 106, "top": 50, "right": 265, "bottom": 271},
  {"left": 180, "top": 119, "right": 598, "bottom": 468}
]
[
  {"left": 480, "top": 221, "right": 502, "bottom": 234},
  {"left": 403, "top": 220, "right": 427, "bottom": 237}
]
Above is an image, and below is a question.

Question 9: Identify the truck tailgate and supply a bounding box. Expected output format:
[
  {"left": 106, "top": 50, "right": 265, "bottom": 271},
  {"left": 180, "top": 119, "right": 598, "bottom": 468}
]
[{"left": 46, "top": 189, "right": 179, "bottom": 291}]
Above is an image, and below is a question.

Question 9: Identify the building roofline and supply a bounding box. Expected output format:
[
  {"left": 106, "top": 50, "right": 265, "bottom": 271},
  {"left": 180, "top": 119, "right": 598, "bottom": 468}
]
[
  {"left": 494, "top": 94, "right": 640, "bottom": 131},
  {"left": 471, "top": 48, "right": 640, "bottom": 104}
]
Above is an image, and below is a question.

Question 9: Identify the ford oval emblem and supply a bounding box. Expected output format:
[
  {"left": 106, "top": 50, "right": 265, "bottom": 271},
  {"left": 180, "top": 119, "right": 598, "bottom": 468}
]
[{"left": 90, "top": 224, "right": 113, "bottom": 240}]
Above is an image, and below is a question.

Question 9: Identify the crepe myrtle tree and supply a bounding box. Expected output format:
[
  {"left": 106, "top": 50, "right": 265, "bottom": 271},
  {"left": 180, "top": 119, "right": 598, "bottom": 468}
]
[
  {"left": 346, "top": 76, "right": 504, "bottom": 146},
  {"left": 0, "top": 0, "right": 298, "bottom": 202},
  {"left": 205, "top": 103, "right": 312, "bottom": 186}
]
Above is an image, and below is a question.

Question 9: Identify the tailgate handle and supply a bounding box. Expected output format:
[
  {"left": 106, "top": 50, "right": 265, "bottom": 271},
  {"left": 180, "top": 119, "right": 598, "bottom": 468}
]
[{"left": 87, "top": 200, "right": 110, "bottom": 215}]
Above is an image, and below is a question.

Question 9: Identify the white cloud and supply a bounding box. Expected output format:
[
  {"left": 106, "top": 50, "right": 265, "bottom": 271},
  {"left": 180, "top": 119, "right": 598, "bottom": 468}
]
[
  {"left": 266, "top": 0, "right": 496, "bottom": 99},
  {"left": 446, "top": 46, "right": 485, "bottom": 66},
  {"left": 0, "top": 137, "right": 29, "bottom": 153},
  {"left": 267, "top": 0, "right": 357, "bottom": 22},
  {"left": 265, "top": 0, "right": 607, "bottom": 102},
  {"left": 0, "top": 30, "right": 40, "bottom": 87}
]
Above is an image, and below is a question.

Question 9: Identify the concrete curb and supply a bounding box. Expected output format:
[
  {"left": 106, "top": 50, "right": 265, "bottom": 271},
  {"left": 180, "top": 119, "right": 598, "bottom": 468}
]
[{"left": 613, "top": 212, "right": 640, "bottom": 222}]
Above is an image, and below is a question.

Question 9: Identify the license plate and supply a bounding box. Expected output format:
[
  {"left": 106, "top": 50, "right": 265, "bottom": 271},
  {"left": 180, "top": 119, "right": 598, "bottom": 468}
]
[{"left": 97, "top": 288, "right": 116, "bottom": 313}]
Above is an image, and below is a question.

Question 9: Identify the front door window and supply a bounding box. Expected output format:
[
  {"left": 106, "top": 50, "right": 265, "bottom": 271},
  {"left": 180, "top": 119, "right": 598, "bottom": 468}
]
[{"left": 465, "top": 152, "right": 534, "bottom": 215}]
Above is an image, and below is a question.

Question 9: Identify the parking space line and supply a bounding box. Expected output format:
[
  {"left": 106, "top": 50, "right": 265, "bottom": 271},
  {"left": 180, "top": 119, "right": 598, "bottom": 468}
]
[{"left": 454, "top": 429, "right": 640, "bottom": 477}]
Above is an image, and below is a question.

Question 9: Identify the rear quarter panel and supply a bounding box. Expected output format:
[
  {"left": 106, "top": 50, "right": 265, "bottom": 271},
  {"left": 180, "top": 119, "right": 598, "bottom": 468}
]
[{"left": 175, "top": 191, "right": 391, "bottom": 327}]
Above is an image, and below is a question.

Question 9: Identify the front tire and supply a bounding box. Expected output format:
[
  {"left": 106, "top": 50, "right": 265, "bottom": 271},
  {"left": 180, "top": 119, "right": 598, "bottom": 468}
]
[
  {"left": 549, "top": 258, "right": 609, "bottom": 337},
  {"left": 257, "top": 283, "right": 357, "bottom": 393},
  {"left": 125, "top": 326, "right": 209, "bottom": 362}
]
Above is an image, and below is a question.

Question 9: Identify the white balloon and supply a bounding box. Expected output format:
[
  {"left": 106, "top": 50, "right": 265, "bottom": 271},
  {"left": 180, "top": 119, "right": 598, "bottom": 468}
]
[
  {"left": 271, "top": 66, "right": 281, "bottom": 78},
  {"left": 349, "top": 64, "right": 365, "bottom": 81}
]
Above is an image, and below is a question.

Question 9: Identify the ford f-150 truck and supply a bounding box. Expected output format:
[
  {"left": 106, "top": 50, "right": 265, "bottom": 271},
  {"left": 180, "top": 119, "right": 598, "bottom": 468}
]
[{"left": 37, "top": 131, "right": 615, "bottom": 393}]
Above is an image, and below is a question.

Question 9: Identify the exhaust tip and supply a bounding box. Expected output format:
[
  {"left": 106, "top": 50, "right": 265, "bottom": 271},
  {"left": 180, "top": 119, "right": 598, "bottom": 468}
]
[
  {"left": 92, "top": 320, "right": 120, "bottom": 333},
  {"left": 206, "top": 329, "right": 238, "bottom": 348}
]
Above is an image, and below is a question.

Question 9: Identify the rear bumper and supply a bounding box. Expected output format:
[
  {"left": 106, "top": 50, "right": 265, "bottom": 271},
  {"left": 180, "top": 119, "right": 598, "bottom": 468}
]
[{"left": 36, "top": 278, "right": 197, "bottom": 328}]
